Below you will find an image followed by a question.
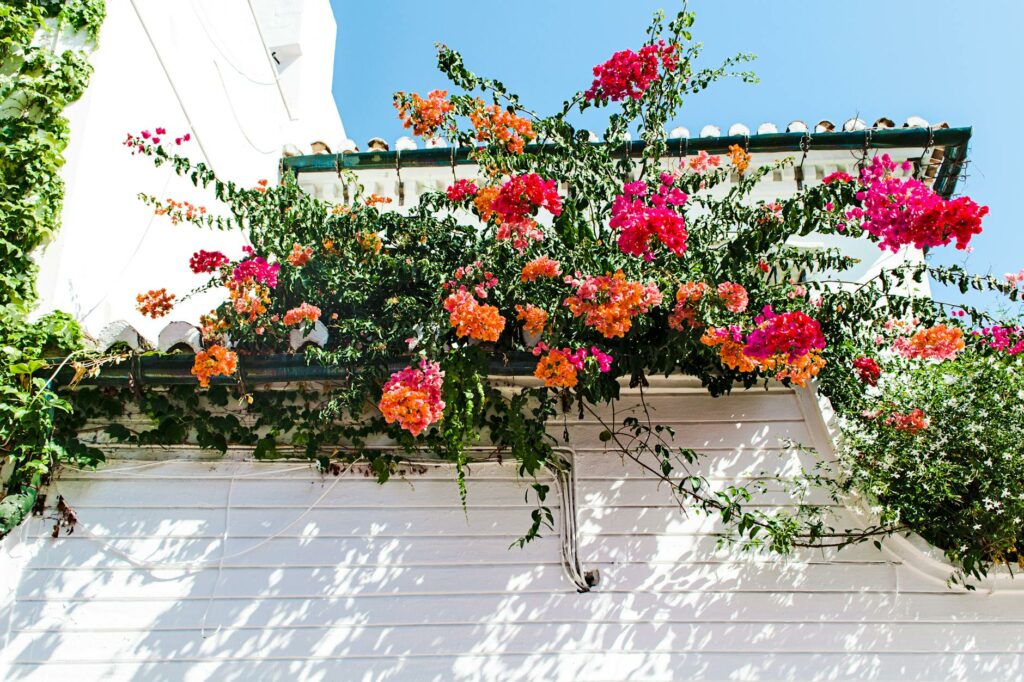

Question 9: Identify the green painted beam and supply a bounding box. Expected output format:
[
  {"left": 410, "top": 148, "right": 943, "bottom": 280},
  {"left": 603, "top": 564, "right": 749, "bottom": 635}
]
[
  {"left": 281, "top": 126, "right": 971, "bottom": 197},
  {"left": 47, "top": 353, "right": 540, "bottom": 387}
]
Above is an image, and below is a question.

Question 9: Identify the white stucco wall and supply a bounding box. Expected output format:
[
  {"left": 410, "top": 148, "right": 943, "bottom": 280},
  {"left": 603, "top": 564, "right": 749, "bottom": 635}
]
[
  {"left": 1, "top": 380, "right": 1020, "bottom": 681},
  {"left": 35, "top": 0, "right": 344, "bottom": 340}
]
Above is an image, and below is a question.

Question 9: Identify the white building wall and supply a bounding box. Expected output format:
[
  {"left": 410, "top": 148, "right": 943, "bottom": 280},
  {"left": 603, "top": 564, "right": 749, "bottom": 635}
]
[
  {"left": 2, "top": 381, "right": 1020, "bottom": 681},
  {"left": 35, "top": 0, "right": 344, "bottom": 340}
]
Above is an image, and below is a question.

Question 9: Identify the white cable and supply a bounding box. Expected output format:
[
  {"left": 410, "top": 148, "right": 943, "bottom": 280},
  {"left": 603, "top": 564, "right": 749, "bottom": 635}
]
[
  {"left": 79, "top": 154, "right": 175, "bottom": 323},
  {"left": 128, "top": 0, "right": 213, "bottom": 169},
  {"left": 212, "top": 60, "right": 278, "bottom": 156},
  {"left": 189, "top": 0, "right": 277, "bottom": 86},
  {"left": 200, "top": 471, "right": 233, "bottom": 638}
]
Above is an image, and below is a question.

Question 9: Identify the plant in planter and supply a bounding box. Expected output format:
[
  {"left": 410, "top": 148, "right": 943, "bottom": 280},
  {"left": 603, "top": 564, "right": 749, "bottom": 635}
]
[{"left": 64, "top": 7, "right": 1022, "bottom": 581}]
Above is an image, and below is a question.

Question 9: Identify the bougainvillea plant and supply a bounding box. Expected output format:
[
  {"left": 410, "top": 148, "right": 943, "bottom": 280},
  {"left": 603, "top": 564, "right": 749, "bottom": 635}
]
[{"left": 60, "top": 8, "right": 1024, "bottom": 581}]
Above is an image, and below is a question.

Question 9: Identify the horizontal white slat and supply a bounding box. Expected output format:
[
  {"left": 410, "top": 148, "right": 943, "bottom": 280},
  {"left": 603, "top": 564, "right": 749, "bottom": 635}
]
[
  {"left": 11, "top": 591, "right": 1022, "bottom": 633},
  {"left": 24, "top": 506, "right": 547, "bottom": 539},
  {"left": 15, "top": 564, "right": 574, "bottom": 600},
  {"left": 5, "top": 652, "right": 1023, "bottom": 682},
  {"left": 579, "top": 505, "right": 856, "bottom": 535},
  {"left": 573, "top": 447, "right": 817, "bottom": 479},
  {"left": 8, "top": 621, "right": 1024, "bottom": 664},
  {"left": 562, "top": 420, "right": 813, "bottom": 451},
  {"left": 15, "top": 560, "right": 914, "bottom": 601},
  {"left": 580, "top": 391, "right": 804, "bottom": 423},
  {"left": 22, "top": 535, "right": 560, "bottom": 569},
  {"left": 577, "top": 478, "right": 835, "bottom": 507},
  {"left": 51, "top": 477, "right": 546, "bottom": 508}
]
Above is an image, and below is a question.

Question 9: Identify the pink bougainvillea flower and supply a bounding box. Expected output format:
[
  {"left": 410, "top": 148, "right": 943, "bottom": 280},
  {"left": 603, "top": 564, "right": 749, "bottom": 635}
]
[{"left": 585, "top": 41, "right": 677, "bottom": 102}]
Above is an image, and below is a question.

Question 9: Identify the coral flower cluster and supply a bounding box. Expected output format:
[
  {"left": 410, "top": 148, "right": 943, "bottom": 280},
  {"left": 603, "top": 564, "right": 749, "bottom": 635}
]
[
  {"left": 609, "top": 174, "right": 688, "bottom": 259},
  {"left": 564, "top": 270, "right": 662, "bottom": 338},
  {"left": 228, "top": 279, "right": 271, "bottom": 321},
  {"left": 846, "top": 154, "right": 987, "bottom": 252},
  {"left": 668, "top": 281, "right": 707, "bottom": 331},
  {"left": 378, "top": 359, "right": 446, "bottom": 436},
  {"left": 716, "top": 281, "right": 749, "bottom": 313},
  {"left": 443, "top": 289, "right": 506, "bottom": 342},
  {"left": 886, "top": 408, "right": 929, "bottom": 433},
  {"left": 894, "top": 324, "right": 965, "bottom": 361},
  {"left": 521, "top": 256, "right": 562, "bottom": 282},
  {"left": 153, "top": 197, "right": 206, "bottom": 225},
  {"left": 191, "top": 345, "right": 238, "bottom": 388},
  {"left": 283, "top": 302, "right": 321, "bottom": 327},
  {"left": 532, "top": 344, "right": 613, "bottom": 388},
  {"left": 700, "top": 326, "right": 760, "bottom": 373},
  {"left": 189, "top": 249, "right": 229, "bottom": 274},
  {"left": 469, "top": 100, "right": 536, "bottom": 154},
  {"left": 685, "top": 151, "right": 721, "bottom": 174},
  {"left": 700, "top": 307, "right": 827, "bottom": 386},
  {"left": 394, "top": 89, "right": 453, "bottom": 138},
  {"left": 584, "top": 41, "right": 677, "bottom": 102},
  {"left": 287, "top": 243, "right": 313, "bottom": 267},
  {"left": 136, "top": 288, "right": 176, "bottom": 319}
]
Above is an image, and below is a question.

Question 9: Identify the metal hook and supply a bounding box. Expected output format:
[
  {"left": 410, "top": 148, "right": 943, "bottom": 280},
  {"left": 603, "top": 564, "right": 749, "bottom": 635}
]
[
  {"left": 916, "top": 126, "right": 936, "bottom": 180},
  {"left": 858, "top": 128, "right": 873, "bottom": 172},
  {"left": 395, "top": 149, "right": 404, "bottom": 207},
  {"left": 795, "top": 132, "right": 812, "bottom": 191}
]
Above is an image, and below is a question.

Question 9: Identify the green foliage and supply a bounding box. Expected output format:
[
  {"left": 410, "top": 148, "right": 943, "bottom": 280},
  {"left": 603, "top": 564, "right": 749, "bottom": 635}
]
[
  {"left": 0, "top": 1, "right": 103, "bottom": 532},
  {"left": 836, "top": 350, "right": 1024, "bottom": 585}
]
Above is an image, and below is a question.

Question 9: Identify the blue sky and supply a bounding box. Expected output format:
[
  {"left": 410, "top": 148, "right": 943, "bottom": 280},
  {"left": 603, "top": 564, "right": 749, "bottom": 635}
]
[{"left": 330, "top": 0, "right": 1021, "bottom": 313}]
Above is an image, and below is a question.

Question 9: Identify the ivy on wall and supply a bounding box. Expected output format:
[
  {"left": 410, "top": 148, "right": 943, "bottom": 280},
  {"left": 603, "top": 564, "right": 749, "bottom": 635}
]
[{"left": 0, "top": 0, "right": 104, "bottom": 532}]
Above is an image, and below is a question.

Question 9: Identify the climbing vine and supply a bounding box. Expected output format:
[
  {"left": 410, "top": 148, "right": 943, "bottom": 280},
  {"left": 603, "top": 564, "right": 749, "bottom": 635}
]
[
  {"left": 35, "top": 7, "right": 1024, "bottom": 583},
  {"left": 0, "top": 1, "right": 104, "bottom": 531}
]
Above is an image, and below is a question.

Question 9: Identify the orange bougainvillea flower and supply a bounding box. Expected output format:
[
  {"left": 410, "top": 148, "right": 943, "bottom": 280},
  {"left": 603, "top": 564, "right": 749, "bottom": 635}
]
[
  {"left": 728, "top": 144, "right": 751, "bottom": 175},
  {"left": 378, "top": 359, "right": 445, "bottom": 436},
  {"left": 701, "top": 327, "right": 761, "bottom": 373},
  {"left": 521, "top": 256, "right": 562, "bottom": 282},
  {"left": 563, "top": 270, "right": 662, "bottom": 338},
  {"left": 515, "top": 304, "right": 548, "bottom": 336},
  {"left": 191, "top": 344, "right": 238, "bottom": 388},
  {"left": 443, "top": 289, "right": 506, "bottom": 342},
  {"left": 282, "top": 302, "right": 321, "bottom": 327},
  {"left": 762, "top": 348, "right": 826, "bottom": 387},
  {"left": 287, "top": 242, "right": 313, "bottom": 267},
  {"left": 473, "top": 185, "right": 501, "bottom": 223},
  {"left": 894, "top": 324, "right": 965, "bottom": 361},
  {"left": 136, "top": 288, "right": 175, "bottom": 318},
  {"left": 153, "top": 198, "right": 206, "bottom": 225},
  {"left": 364, "top": 194, "right": 393, "bottom": 207},
  {"left": 394, "top": 89, "right": 453, "bottom": 138},
  {"left": 356, "top": 231, "right": 383, "bottom": 255},
  {"left": 534, "top": 348, "right": 579, "bottom": 388},
  {"left": 469, "top": 99, "right": 536, "bottom": 155}
]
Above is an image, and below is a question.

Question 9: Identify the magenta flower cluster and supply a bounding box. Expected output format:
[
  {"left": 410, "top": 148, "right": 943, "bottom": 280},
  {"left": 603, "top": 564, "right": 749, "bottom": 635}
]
[
  {"left": 845, "top": 154, "right": 987, "bottom": 252},
  {"left": 609, "top": 173, "right": 688, "bottom": 260},
  {"left": 743, "top": 306, "right": 826, "bottom": 363},
  {"left": 232, "top": 247, "right": 281, "bottom": 288}
]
